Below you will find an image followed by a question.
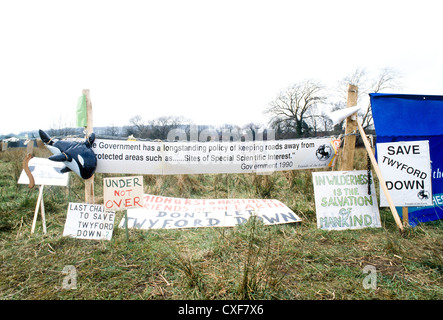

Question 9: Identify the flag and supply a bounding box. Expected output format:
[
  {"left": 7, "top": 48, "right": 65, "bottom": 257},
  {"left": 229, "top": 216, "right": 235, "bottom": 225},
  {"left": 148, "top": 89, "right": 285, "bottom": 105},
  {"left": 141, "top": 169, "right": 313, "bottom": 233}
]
[{"left": 76, "top": 94, "right": 87, "bottom": 127}]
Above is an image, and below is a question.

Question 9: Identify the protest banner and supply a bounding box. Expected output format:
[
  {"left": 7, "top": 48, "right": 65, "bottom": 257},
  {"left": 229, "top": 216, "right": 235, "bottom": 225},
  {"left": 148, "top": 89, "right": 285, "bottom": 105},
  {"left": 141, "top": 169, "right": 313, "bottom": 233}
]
[
  {"left": 18, "top": 157, "right": 69, "bottom": 234},
  {"left": 92, "top": 137, "right": 338, "bottom": 175},
  {"left": 119, "top": 194, "right": 302, "bottom": 230},
  {"left": 103, "top": 176, "right": 144, "bottom": 211},
  {"left": 18, "top": 157, "right": 69, "bottom": 187},
  {"left": 377, "top": 140, "right": 432, "bottom": 207},
  {"left": 371, "top": 93, "right": 443, "bottom": 226},
  {"left": 63, "top": 203, "right": 115, "bottom": 240},
  {"left": 312, "top": 170, "right": 381, "bottom": 230}
]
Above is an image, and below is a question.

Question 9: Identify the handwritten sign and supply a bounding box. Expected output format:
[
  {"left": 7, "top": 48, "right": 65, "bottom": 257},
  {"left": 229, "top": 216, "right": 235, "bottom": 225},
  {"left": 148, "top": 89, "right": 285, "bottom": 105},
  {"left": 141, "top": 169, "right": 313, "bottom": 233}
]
[
  {"left": 103, "top": 176, "right": 144, "bottom": 211},
  {"left": 119, "top": 194, "right": 302, "bottom": 230},
  {"left": 18, "top": 157, "right": 69, "bottom": 186},
  {"left": 312, "top": 170, "right": 381, "bottom": 230},
  {"left": 63, "top": 203, "right": 114, "bottom": 240},
  {"left": 92, "top": 138, "right": 338, "bottom": 175},
  {"left": 377, "top": 140, "right": 432, "bottom": 207}
]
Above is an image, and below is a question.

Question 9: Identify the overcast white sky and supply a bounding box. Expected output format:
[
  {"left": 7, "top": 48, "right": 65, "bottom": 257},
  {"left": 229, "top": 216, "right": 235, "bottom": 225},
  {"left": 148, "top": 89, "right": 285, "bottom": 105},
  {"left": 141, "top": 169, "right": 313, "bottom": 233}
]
[{"left": 1, "top": 0, "right": 442, "bottom": 135}]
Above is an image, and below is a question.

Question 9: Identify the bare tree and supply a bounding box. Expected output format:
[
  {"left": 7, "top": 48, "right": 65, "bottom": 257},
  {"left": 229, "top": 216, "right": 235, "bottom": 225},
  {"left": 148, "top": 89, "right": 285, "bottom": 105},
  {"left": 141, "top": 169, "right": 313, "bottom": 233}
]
[
  {"left": 337, "top": 67, "right": 368, "bottom": 102},
  {"left": 337, "top": 67, "right": 402, "bottom": 129},
  {"left": 303, "top": 103, "right": 332, "bottom": 136},
  {"left": 128, "top": 115, "right": 190, "bottom": 140},
  {"left": 242, "top": 122, "right": 265, "bottom": 140},
  {"left": 48, "top": 114, "right": 77, "bottom": 137},
  {"left": 149, "top": 116, "right": 188, "bottom": 140},
  {"left": 105, "top": 123, "right": 120, "bottom": 137},
  {"left": 128, "top": 115, "right": 150, "bottom": 138},
  {"left": 265, "top": 79, "right": 326, "bottom": 137},
  {"left": 361, "top": 67, "right": 402, "bottom": 128}
]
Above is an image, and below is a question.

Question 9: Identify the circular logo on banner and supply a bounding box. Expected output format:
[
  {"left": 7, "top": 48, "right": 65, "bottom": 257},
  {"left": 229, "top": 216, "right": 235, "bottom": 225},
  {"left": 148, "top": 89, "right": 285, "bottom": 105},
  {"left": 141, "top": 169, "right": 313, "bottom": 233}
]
[
  {"left": 417, "top": 190, "right": 430, "bottom": 201},
  {"left": 316, "top": 144, "right": 333, "bottom": 161}
]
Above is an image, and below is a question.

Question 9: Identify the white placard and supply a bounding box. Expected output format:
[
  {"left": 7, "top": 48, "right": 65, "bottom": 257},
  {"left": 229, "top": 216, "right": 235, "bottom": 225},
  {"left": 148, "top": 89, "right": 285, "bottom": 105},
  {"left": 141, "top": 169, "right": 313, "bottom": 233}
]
[
  {"left": 18, "top": 157, "right": 69, "bottom": 186},
  {"left": 92, "top": 138, "right": 339, "bottom": 175},
  {"left": 119, "top": 194, "right": 302, "bottom": 230},
  {"left": 103, "top": 176, "right": 144, "bottom": 211},
  {"left": 377, "top": 140, "right": 432, "bottom": 207},
  {"left": 312, "top": 170, "right": 381, "bottom": 230},
  {"left": 63, "top": 203, "right": 115, "bottom": 240}
]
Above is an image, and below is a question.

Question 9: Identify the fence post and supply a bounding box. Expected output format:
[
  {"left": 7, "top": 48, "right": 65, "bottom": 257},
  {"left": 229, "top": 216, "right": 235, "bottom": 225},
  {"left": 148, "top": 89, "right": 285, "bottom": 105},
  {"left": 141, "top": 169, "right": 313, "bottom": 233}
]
[
  {"left": 340, "top": 84, "right": 358, "bottom": 171},
  {"left": 82, "top": 89, "right": 95, "bottom": 204}
]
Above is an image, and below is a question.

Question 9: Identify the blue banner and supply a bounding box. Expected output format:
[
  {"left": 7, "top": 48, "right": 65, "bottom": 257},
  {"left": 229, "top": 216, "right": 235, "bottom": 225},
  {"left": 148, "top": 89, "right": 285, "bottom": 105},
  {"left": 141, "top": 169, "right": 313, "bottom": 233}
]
[{"left": 370, "top": 93, "right": 443, "bottom": 226}]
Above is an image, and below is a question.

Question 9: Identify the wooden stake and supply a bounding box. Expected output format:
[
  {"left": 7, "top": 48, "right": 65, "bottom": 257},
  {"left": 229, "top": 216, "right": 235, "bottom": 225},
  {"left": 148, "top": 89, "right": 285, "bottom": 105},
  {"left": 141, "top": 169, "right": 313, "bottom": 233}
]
[
  {"left": 41, "top": 189, "right": 47, "bottom": 234},
  {"left": 340, "top": 84, "right": 358, "bottom": 171},
  {"left": 23, "top": 153, "right": 35, "bottom": 189},
  {"left": 83, "top": 89, "right": 94, "bottom": 133},
  {"left": 24, "top": 137, "right": 35, "bottom": 189},
  {"left": 82, "top": 89, "right": 95, "bottom": 204},
  {"left": 356, "top": 120, "right": 404, "bottom": 232},
  {"left": 31, "top": 185, "right": 47, "bottom": 234},
  {"left": 26, "top": 139, "right": 34, "bottom": 155},
  {"left": 402, "top": 207, "right": 409, "bottom": 227}
]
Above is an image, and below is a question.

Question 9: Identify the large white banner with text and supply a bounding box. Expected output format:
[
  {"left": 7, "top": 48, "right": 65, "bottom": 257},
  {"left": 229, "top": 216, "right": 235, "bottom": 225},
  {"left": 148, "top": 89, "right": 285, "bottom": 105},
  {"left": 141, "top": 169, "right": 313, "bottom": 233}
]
[
  {"left": 92, "top": 138, "right": 339, "bottom": 175},
  {"left": 119, "top": 194, "right": 302, "bottom": 230}
]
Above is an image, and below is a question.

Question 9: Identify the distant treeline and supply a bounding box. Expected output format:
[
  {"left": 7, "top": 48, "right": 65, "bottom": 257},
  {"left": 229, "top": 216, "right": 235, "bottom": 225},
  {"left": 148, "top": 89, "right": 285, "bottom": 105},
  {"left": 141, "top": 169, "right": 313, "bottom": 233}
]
[{"left": 2, "top": 122, "right": 375, "bottom": 147}]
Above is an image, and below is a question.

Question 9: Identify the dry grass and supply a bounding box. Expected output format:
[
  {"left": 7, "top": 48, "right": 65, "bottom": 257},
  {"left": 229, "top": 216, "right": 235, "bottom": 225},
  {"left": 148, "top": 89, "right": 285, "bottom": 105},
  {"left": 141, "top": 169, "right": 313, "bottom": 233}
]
[{"left": 0, "top": 147, "right": 442, "bottom": 300}]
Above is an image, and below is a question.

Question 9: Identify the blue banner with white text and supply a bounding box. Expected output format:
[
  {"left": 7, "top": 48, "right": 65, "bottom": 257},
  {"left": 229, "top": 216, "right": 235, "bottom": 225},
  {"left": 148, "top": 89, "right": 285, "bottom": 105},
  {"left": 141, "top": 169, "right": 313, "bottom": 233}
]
[{"left": 370, "top": 93, "right": 443, "bottom": 226}]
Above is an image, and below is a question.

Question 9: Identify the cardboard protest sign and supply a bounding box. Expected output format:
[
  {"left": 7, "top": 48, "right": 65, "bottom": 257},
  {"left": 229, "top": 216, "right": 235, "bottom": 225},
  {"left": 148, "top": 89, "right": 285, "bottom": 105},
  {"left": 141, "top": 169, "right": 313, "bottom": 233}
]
[
  {"left": 103, "top": 176, "right": 144, "bottom": 211},
  {"left": 312, "top": 170, "right": 381, "bottom": 230},
  {"left": 63, "top": 203, "right": 114, "bottom": 240},
  {"left": 377, "top": 140, "right": 432, "bottom": 207},
  {"left": 119, "top": 194, "right": 301, "bottom": 230},
  {"left": 92, "top": 138, "right": 338, "bottom": 175},
  {"left": 18, "top": 157, "right": 69, "bottom": 186}
]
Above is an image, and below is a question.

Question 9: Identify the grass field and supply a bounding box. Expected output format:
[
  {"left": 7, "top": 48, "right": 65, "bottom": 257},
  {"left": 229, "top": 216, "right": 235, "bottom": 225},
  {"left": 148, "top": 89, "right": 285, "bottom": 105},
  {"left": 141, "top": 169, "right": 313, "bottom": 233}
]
[{"left": 0, "top": 146, "right": 442, "bottom": 300}]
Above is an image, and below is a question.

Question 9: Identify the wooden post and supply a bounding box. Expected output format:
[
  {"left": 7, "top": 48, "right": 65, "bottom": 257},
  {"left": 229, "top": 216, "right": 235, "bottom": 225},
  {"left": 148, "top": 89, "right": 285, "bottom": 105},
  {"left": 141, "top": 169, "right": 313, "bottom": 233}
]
[
  {"left": 82, "top": 89, "right": 95, "bottom": 204},
  {"left": 356, "top": 120, "right": 404, "bottom": 232},
  {"left": 31, "top": 185, "right": 47, "bottom": 234},
  {"left": 340, "top": 84, "right": 358, "bottom": 171},
  {"left": 402, "top": 207, "right": 409, "bottom": 227},
  {"left": 26, "top": 139, "right": 34, "bottom": 155}
]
